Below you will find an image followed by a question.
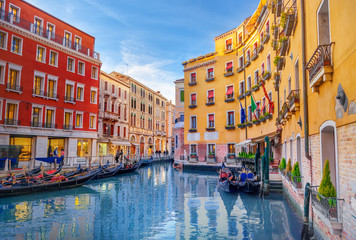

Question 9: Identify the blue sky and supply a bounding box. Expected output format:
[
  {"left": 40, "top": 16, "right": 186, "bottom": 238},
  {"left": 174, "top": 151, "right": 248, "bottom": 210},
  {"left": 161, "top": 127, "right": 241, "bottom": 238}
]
[{"left": 28, "top": 0, "right": 260, "bottom": 103}]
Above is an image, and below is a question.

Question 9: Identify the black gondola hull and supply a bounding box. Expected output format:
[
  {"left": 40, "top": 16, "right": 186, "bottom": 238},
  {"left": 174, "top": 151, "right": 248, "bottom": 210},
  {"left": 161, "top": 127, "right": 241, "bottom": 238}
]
[
  {"left": 239, "top": 181, "right": 261, "bottom": 194},
  {"left": 218, "top": 180, "right": 239, "bottom": 193}
]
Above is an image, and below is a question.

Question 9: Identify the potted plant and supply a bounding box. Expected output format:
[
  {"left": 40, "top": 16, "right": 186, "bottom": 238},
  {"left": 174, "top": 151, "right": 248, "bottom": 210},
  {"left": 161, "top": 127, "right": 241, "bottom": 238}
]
[
  {"left": 279, "top": 157, "right": 286, "bottom": 175},
  {"left": 190, "top": 153, "right": 197, "bottom": 158},
  {"left": 227, "top": 153, "right": 235, "bottom": 159},
  {"left": 252, "top": 84, "right": 259, "bottom": 91},
  {"left": 208, "top": 152, "right": 215, "bottom": 159},
  {"left": 279, "top": 37, "right": 289, "bottom": 56},
  {"left": 318, "top": 159, "right": 337, "bottom": 206},
  {"left": 272, "top": 24, "right": 279, "bottom": 39},
  {"left": 262, "top": 71, "right": 271, "bottom": 80},
  {"left": 286, "top": 159, "right": 292, "bottom": 180},
  {"left": 291, "top": 162, "right": 302, "bottom": 188},
  {"left": 280, "top": 11, "right": 287, "bottom": 28}
]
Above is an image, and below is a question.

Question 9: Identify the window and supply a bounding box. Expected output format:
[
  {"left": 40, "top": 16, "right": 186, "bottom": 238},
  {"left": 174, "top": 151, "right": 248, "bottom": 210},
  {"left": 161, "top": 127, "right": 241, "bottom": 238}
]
[
  {"left": 33, "top": 76, "right": 44, "bottom": 96},
  {"left": 36, "top": 46, "right": 46, "bottom": 63},
  {"left": 190, "top": 116, "right": 197, "bottom": 129},
  {"left": 295, "top": 59, "right": 299, "bottom": 90},
  {"left": 11, "top": 36, "right": 22, "bottom": 54},
  {"left": 247, "top": 76, "right": 252, "bottom": 90},
  {"left": 45, "top": 108, "right": 55, "bottom": 128},
  {"left": 190, "top": 93, "right": 196, "bottom": 105},
  {"left": 104, "top": 81, "right": 108, "bottom": 91},
  {"left": 118, "top": 104, "right": 121, "bottom": 118},
  {"left": 208, "top": 114, "right": 215, "bottom": 128},
  {"left": 89, "top": 115, "right": 96, "bottom": 129},
  {"left": 256, "top": 101, "right": 261, "bottom": 119},
  {"left": 261, "top": 62, "right": 265, "bottom": 75},
  {"left": 267, "top": 54, "right": 271, "bottom": 72},
  {"left": 112, "top": 85, "right": 115, "bottom": 94},
  {"left": 254, "top": 70, "right": 259, "bottom": 85},
  {"left": 0, "top": 61, "right": 5, "bottom": 84},
  {"left": 64, "top": 112, "right": 72, "bottom": 129},
  {"left": 248, "top": 105, "right": 252, "bottom": 122},
  {"left": 33, "top": 17, "right": 43, "bottom": 36},
  {"left": 226, "top": 85, "right": 234, "bottom": 99},
  {"left": 32, "top": 107, "right": 41, "bottom": 127},
  {"left": 123, "top": 127, "right": 126, "bottom": 138},
  {"left": 9, "top": 4, "right": 20, "bottom": 22},
  {"left": 226, "top": 61, "right": 233, "bottom": 73},
  {"left": 67, "top": 57, "right": 75, "bottom": 72},
  {"left": 266, "top": 20, "right": 270, "bottom": 33},
  {"left": 161, "top": 110, "right": 165, "bottom": 120},
  {"left": 207, "top": 89, "right": 214, "bottom": 103},
  {"left": 207, "top": 68, "right": 214, "bottom": 79},
  {"left": 64, "top": 31, "right": 71, "bottom": 48},
  {"left": 190, "top": 144, "right": 197, "bottom": 154},
  {"left": 288, "top": 76, "right": 292, "bottom": 94},
  {"left": 238, "top": 56, "right": 244, "bottom": 68},
  {"left": 47, "top": 77, "right": 57, "bottom": 99},
  {"left": 260, "top": 31, "right": 264, "bottom": 41},
  {"left": 118, "top": 88, "right": 121, "bottom": 97},
  {"left": 317, "top": 0, "right": 331, "bottom": 45},
  {"left": 92, "top": 66, "right": 98, "bottom": 79},
  {"left": 6, "top": 103, "right": 17, "bottom": 124},
  {"left": 268, "top": 91, "right": 272, "bottom": 102},
  {"left": 65, "top": 82, "right": 75, "bottom": 102},
  {"left": 74, "top": 36, "right": 82, "bottom": 51},
  {"left": 246, "top": 50, "right": 251, "bottom": 62},
  {"left": 190, "top": 72, "right": 196, "bottom": 83},
  {"left": 228, "top": 143, "right": 235, "bottom": 154},
  {"left": 8, "top": 68, "right": 21, "bottom": 92},
  {"left": 46, "top": 23, "right": 55, "bottom": 39},
  {"left": 207, "top": 144, "right": 215, "bottom": 155},
  {"left": 227, "top": 111, "right": 235, "bottom": 125},
  {"left": 180, "top": 90, "right": 184, "bottom": 102},
  {"left": 225, "top": 38, "right": 232, "bottom": 50},
  {"left": 117, "top": 126, "right": 121, "bottom": 136},
  {"left": 0, "top": 30, "right": 8, "bottom": 50},
  {"left": 238, "top": 32, "right": 243, "bottom": 44},
  {"left": 176, "top": 135, "right": 178, "bottom": 149},
  {"left": 76, "top": 112, "right": 83, "bottom": 128},
  {"left": 78, "top": 61, "right": 85, "bottom": 75},
  {"left": 49, "top": 51, "right": 58, "bottom": 67},
  {"left": 239, "top": 81, "right": 244, "bottom": 95},
  {"left": 77, "top": 85, "right": 84, "bottom": 101}
]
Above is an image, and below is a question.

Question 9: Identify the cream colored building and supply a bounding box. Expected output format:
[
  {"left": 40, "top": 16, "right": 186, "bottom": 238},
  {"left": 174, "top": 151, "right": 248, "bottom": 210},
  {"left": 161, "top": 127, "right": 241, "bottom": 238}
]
[{"left": 98, "top": 71, "right": 130, "bottom": 157}]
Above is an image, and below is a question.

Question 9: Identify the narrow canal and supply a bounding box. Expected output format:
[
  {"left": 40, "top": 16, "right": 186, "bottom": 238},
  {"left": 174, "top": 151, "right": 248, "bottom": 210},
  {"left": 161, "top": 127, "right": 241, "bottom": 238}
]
[{"left": 0, "top": 162, "right": 304, "bottom": 239}]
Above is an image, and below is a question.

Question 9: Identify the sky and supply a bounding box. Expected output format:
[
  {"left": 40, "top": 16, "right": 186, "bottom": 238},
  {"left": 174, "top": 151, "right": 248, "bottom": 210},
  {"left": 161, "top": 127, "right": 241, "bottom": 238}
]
[{"left": 28, "top": 0, "right": 260, "bottom": 103}]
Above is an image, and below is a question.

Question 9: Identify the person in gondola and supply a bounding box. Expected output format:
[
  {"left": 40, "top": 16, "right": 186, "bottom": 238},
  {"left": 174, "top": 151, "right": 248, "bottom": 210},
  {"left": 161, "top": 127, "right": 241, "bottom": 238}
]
[
  {"left": 115, "top": 149, "right": 119, "bottom": 163},
  {"left": 219, "top": 169, "right": 228, "bottom": 181},
  {"left": 119, "top": 149, "right": 123, "bottom": 163}
]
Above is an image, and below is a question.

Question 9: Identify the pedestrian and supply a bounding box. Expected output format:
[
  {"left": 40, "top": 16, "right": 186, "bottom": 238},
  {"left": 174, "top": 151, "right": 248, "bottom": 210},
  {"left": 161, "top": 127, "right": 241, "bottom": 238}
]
[
  {"left": 61, "top": 148, "right": 64, "bottom": 157},
  {"left": 115, "top": 149, "right": 119, "bottom": 163},
  {"left": 53, "top": 147, "right": 58, "bottom": 157},
  {"left": 48, "top": 145, "right": 53, "bottom": 158},
  {"left": 119, "top": 149, "right": 123, "bottom": 163}
]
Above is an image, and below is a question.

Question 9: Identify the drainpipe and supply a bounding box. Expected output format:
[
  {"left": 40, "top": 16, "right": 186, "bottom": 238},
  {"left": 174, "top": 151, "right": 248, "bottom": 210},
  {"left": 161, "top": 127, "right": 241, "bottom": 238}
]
[{"left": 301, "top": 0, "right": 312, "bottom": 162}]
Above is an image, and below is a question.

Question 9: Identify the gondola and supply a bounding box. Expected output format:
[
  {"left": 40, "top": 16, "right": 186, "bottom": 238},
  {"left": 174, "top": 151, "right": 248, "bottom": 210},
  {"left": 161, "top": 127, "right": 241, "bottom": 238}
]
[
  {"left": 141, "top": 158, "right": 153, "bottom": 166},
  {"left": 218, "top": 164, "right": 239, "bottom": 193},
  {"left": 0, "top": 166, "right": 102, "bottom": 197},
  {"left": 116, "top": 161, "right": 142, "bottom": 175},
  {"left": 63, "top": 165, "right": 88, "bottom": 178},
  {"left": 14, "top": 164, "right": 42, "bottom": 178},
  {"left": 238, "top": 172, "right": 261, "bottom": 194},
  {"left": 93, "top": 163, "right": 123, "bottom": 180}
]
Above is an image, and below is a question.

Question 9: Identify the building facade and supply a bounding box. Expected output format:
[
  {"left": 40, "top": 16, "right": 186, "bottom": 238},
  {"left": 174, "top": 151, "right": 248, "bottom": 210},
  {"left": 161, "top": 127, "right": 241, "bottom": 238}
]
[
  {"left": 97, "top": 71, "right": 130, "bottom": 158},
  {"left": 109, "top": 72, "right": 173, "bottom": 158},
  {"left": 173, "top": 78, "right": 184, "bottom": 160},
  {"left": 182, "top": 0, "right": 356, "bottom": 239},
  {"left": 0, "top": 0, "right": 101, "bottom": 166}
]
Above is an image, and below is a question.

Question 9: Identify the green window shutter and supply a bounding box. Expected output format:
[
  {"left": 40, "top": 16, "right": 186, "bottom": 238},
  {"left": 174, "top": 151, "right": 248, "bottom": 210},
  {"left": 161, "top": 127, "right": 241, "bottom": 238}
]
[{"left": 180, "top": 90, "right": 184, "bottom": 102}]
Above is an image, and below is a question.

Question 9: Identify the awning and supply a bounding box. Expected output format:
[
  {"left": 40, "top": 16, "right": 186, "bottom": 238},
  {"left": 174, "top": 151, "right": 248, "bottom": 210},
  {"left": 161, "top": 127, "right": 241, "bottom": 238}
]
[
  {"left": 251, "top": 131, "right": 278, "bottom": 143},
  {"left": 208, "top": 90, "right": 214, "bottom": 98},
  {"left": 191, "top": 94, "right": 196, "bottom": 101},
  {"left": 131, "top": 143, "right": 139, "bottom": 146},
  {"left": 236, "top": 139, "right": 251, "bottom": 147},
  {"left": 110, "top": 140, "right": 131, "bottom": 146},
  {"left": 226, "top": 86, "right": 233, "bottom": 95},
  {"left": 226, "top": 62, "right": 232, "bottom": 69}
]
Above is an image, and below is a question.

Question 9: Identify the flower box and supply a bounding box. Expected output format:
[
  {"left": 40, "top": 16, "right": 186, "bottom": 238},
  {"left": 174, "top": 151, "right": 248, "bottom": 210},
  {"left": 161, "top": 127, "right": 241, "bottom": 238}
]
[
  {"left": 188, "top": 82, "right": 197, "bottom": 86},
  {"left": 225, "top": 125, "right": 235, "bottom": 130},
  {"left": 236, "top": 67, "right": 244, "bottom": 73},
  {"left": 262, "top": 72, "right": 271, "bottom": 81},
  {"left": 257, "top": 44, "right": 264, "bottom": 53},
  {"left": 279, "top": 38, "right": 289, "bottom": 56}
]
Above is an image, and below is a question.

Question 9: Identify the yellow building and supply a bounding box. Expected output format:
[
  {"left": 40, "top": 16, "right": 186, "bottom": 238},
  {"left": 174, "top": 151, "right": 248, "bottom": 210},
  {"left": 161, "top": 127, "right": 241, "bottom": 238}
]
[{"left": 182, "top": 0, "right": 356, "bottom": 238}]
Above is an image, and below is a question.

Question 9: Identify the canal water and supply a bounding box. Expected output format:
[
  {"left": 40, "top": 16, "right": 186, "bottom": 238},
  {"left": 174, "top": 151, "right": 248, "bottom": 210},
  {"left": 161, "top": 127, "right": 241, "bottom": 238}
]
[{"left": 0, "top": 162, "right": 304, "bottom": 240}]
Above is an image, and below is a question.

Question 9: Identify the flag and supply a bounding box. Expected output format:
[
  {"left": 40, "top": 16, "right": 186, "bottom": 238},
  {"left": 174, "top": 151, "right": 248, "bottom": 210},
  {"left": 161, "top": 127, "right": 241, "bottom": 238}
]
[
  {"left": 251, "top": 93, "right": 258, "bottom": 119},
  {"left": 239, "top": 100, "right": 246, "bottom": 123},
  {"left": 260, "top": 80, "right": 274, "bottom": 114}
]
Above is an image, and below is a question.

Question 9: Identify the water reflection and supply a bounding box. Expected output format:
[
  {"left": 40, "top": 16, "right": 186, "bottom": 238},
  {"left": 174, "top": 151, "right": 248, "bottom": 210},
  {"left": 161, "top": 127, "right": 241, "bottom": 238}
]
[{"left": 0, "top": 162, "right": 303, "bottom": 239}]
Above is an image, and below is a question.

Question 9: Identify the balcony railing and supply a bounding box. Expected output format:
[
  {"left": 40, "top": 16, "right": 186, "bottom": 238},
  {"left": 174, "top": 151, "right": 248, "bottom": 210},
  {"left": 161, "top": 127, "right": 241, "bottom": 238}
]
[
  {"left": 64, "top": 96, "right": 76, "bottom": 103},
  {"left": 43, "top": 123, "right": 57, "bottom": 129},
  {"left": 63, "top": 124, "right": 73, "bottom": 130},
  {"left": 224, "top": 68, "right": 233, "bottom": 77},
  {"left": 6, "top": 83, "right": 23, "bottom": 93},
  {"left": 225, "top": 94, "right": 234, "bottom": 102},
  {"left": 0, "top": 9, "right": 100, "bottom": 60},
  {"left": 286, "top": 172, "right": 303, "bottom": 189},
  {"left": 309, "top": 186, "right": 343, "bottom": 222},
  {"left": 4, "top": 118, "right": 20, "bottom": 125},
  {"left": 47, "top": 92, "right": 59, "bottom": 100},
  {"left": 306, "top": 43, "right": 334, "bottom": 88},
  {"left": 32, "top": 89, "right": 46, "bottom": 97},
  {"left": 281, "top": 102, "right": 289, "bottom": 119},
  {"left": 206, "top": 98, "right": 215, "bottom": 106},
  {"left": 287, "top": 90, "right": 300, "bottom": 111},
  {"left": 31, "top": 121, "right": 42, "bottom": 127}
]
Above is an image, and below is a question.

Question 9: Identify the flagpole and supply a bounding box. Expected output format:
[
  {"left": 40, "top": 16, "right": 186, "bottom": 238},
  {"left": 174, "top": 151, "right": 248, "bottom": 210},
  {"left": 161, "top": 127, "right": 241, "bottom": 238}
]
[{"left": 243, "top": 24, "right": 247, "bottom": 140}]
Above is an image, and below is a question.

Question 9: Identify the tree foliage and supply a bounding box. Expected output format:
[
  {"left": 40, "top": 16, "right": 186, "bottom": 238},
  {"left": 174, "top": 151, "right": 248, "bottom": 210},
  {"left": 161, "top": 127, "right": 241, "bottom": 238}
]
[{"left": 318, "top": 159, "right": 337, "bottom": 198}]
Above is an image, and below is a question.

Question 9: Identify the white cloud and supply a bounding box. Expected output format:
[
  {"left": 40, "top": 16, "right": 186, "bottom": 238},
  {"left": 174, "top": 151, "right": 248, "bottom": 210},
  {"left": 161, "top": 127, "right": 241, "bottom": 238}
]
[{"left": 101, "top": 41, "right": 180, "bottom": 104}]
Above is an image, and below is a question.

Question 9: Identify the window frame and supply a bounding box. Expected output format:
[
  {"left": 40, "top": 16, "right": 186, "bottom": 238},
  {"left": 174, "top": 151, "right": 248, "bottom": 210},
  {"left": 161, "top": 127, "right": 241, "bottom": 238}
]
[
  {"left": 49, "top": 50, "right": 58, "bottom": 67},
  {"left": 0, "top": 60, "right": 6, "bottom": 84},
  {"left": 44, "top": 106, "right": 56, "bottom": 127},
  {"left": 0, "top": 30, "right": 8, "bottom": 50},
  {"left": 207, "top": 88, "right": 215, "bottom": 103},
  {"left": 226, "top": 84, "right": 234, "bottom": 99},
  {"left": 226, "top": 110, "right": 235, "bottom": 126},
  {"left": 67, "top": 57, "right": 75, "bottom": 73},
  {"left": 190, "top": 144, "right": 197, "bottom": 155},
  {"left": 207, "top": 143, "right": 216, "bottom": 156},
  {"left": 46, "top": 22, "right": 56, "bottom": 39},
  {"left": 7, "top": 62, "right": 23, "bottom": 92},
  {"left": 31, "top": 104, "right": 43, "bottom": 127},
  {"left": 9, "top": 3, "right": 20, "bottom": 23},
  {"left": 190, "top": 92, "right": 197, "bottom": 105},
  {"left": 190, "top": 115, "right": 197, "bottom": 129},
  {"left": 206, "top": 67, "right": 214, "bottom": 79},
  {"left": 36, "top": 45, "right": 46, "bottom": 63},
  {"left": 33, "top": 70, "right": 46, "bottom": 97},
  {"left": 76, "top": 83, "right": 85, "bottom": 101},
  {"left": 63, "top": 30, "right": 72, "bottom": 48},
  {"left": 78, "top": 61, "right": 85, "bottom": 76},
  {"left": 190, "top": 72, "right": 197, "bottom": 83},
  {"left": 5, "top": 100, "right": 19, "bottom": 123},
  {"left": 239, "top": 80, "right": 244, "bottom": 95},
  {"left": 75, "top": 111, "right": 84, "bottom": 129},
  {"left": 89, "top": 114, "right": 96, "bottom": 129},
  {"left": 91, "top": 66, "right": 98, "bottom": 80},
  {"left": 11, "top": 35, "right": 23, "bottom": 55},
  {"left": 65, "top": 79, "right": 75, "bottom": 103},
  {"left": 207, "top": 113, "right": 215, "bottom": 128}
]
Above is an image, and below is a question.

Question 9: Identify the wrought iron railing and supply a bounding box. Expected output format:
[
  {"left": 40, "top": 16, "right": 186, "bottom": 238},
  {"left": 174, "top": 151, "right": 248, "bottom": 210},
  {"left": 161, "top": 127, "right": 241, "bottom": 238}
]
[
  {"left": 32, "top": 89, "right": 46, "bottom": 97},
  {"left": 63, "top": 124, "right": 73, "bottom": 130},
  {"left": 6, "top": 83, "right": 23, "bottom": 92},
  {"left": 64, "top": 96, "right": 75, "bottom": 103},
  {"left": 4, "top": 118, "right": 20, "bottom": 125},
  {"left": 0, "top": 9, "right": 100, "bottom": 60},
  {"left": 31, "top": 121, "right": 42, "bottom": 127},
  {"left": 47, "top": 92, "right": 59, "bottom": 99},
  {"left": 306, "top": 43, "right": 334, "bottom": 83},
  {"left": 309, "top": 186, "right": 344, "bottom": 222},
  {"left": 282, "top": 102, "right": 289, "bottom": 118},
  {"left": 43, "top": 122, "right": 57, "bottom": 129},
  {"left": 287, "top": 90, "right": 300, "bottom": 108},
  {"left": 287, "top": 172, "right": 303, "bottom": 189}
]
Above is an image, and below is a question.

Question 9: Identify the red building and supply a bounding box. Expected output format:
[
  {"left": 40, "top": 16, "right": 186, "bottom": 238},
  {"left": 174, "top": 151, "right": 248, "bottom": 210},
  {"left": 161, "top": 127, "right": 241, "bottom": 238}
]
[{"left": 0, "top": 0, "right": 101, "bottom": 166}]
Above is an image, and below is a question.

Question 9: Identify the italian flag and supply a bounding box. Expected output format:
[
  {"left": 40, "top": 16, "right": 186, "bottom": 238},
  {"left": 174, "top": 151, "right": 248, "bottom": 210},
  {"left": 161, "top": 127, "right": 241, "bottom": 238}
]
[{"left": 251, "top": 94, "right": 257, "bottom": 119}]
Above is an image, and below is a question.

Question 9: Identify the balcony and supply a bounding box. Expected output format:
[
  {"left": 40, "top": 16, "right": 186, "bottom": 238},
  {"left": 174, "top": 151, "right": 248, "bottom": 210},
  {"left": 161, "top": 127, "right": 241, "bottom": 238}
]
[
  {"left": 306, "top": 43, "right": 334, "bottom": 92},
  {"left": 257, "top": 44, "right": 264, "bottom": 53},
  {"left": 237, "top": 93, "right": 245, "bottom": 100},
  {"left": 31, "top": 121, "right": 42, "bottom": 128},
  {"left": 64, "top": 96, "right": 76, "bottom": 104},
  {"left": 262, "top": 33, "right": 270, "bottom": 44},
  {"left": 225, "top": 125, "right": 235, "bottom": 130},
  {"left": 251, "top": 50, "right": 258, "bottom": 61},
  {"left": 309, "top": 186, "right": 344, "bottom": 235},
  {"left": 63, "top": 124, "right": 73, "bottom": 130},
  {"left": 32, "top": 89, "right": 46, "bottom": 98},
  {"left": 43, "top": 122, "right": 57, "bottom": 129},
  {"left": 262, "top": 72, "right": 271, "bottom": 81},
  {"left": 206, "top": 127, "right": 215, "bottom": 131},
  {"left": 281, "top": 102, "right": 290, "bottom": 120},
  {"left": 283, "top": 4, "right": 297, "bottom": 36},
  {"left": 206, "top": 98, "right": 215, "bottom": 106},
  {"left": 103, "top": 112, "right": 119, "bottom": 121},
  {"left": 188, "top": 128, "right": 197, "bottom": 133},
  {"left": 188, "top": 104, "right": 197, "bottom": 109},
  {"left": 244, "top": 60, "right": 251, "bottom": 67},
  {"left": 46, "top": 92, "right": 59, "bottom": 100},
  {"left": 275, "top": 57, "right": 285, "bottom": 71},
  {"left": 205, "top": 76, "right": 214, "bottom": 82},
  {"left": 225, "top": 94, "right": 234, "bottom": 103},
  {"left": 0, "top": 9, "right": 100, "bottom": 60},
  {"left": 279, "top": 38, "right": 290, "bottom": 56},
  {"left": 4, "top": 118, "right": 20, "bottom": 126},
  {"left": 6, "top": 83, "right": 23, "bottom": 93},
  {"left": 236, "top": 66, "right": 244, "bottom": 73},
  {"left": 188, "top": 81, "right": 197, "bottom": 86},
  {"left": 224, "top": 68, "right": 234, "bottom": 77},
  {"left": 287, "top": 90, "right": 300, "bottom": 112}
]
